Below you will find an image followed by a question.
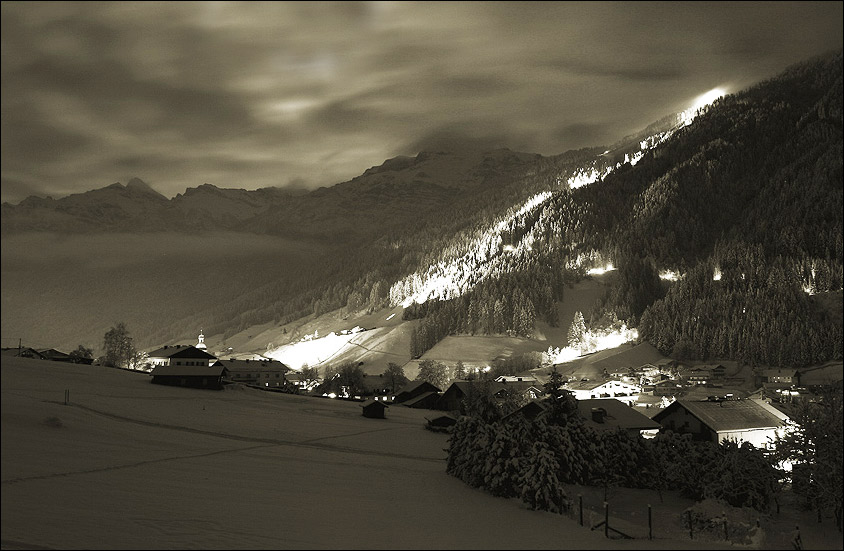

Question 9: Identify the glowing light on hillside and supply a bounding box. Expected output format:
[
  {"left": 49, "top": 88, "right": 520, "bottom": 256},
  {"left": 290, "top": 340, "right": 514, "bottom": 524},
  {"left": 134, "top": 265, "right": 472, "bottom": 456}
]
[
  {"left": 681, "top": 87, "right": 726, "bottom": 126},
  {"left": 266, "top": 330, "right": 358, "bottom": 369},
  {"left": 692, "top": 88, "right": 725, "bottom": 112},
  {"left": 385, "top": 313, "right": 396, "bottom": 321},
  {"left": 393, "top": 191, "right": 554, "bottom": 307},
  {"left": 659, "top": 270, "right": 680, "bottom": 281},
  {"left": 713, "top": 268, "right": 722, "bottom": 281},
  {"left": 548, "top": 324, "right": 639, "bottom": 364},
  {"left": 624, "top": 151, "right": 644, "bottom": 166},
  {"left": 587, "top": 264, "right": 615, "bottom": 275},
  {"left": 804, "top": 268, "right": 818, "bottom": 294},
  {"left": 567, "top": 169, "right": 602, "bottom": 189}
]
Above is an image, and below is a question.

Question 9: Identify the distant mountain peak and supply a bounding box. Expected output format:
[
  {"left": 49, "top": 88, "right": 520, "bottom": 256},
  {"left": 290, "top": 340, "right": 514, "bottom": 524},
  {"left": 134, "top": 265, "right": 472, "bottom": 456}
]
[
  {"left": 362, "top": 155, "right": 418, "bottom": 176},
  {"left": 125, "top": 177, "right": 165, "bottom": 198}
]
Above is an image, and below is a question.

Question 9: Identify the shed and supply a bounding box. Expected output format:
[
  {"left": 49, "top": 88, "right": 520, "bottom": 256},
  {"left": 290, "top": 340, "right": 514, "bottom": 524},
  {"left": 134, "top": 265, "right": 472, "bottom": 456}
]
[{"left": 361, "top": 399, "right": 389, "bottom": 419}]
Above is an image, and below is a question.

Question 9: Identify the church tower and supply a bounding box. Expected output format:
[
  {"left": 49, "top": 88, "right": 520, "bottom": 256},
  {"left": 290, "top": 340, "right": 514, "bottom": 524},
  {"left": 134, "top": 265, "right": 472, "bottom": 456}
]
[{"left": 196, "top": 329, "right": 207, "bottom": 350}]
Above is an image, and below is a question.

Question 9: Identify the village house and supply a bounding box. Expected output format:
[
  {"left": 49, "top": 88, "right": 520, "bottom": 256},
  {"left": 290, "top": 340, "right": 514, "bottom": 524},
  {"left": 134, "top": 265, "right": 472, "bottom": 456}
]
[
  {"left": 609, "top": 369, "right": 637, "bottom": 383},
  {"left": 1, "top": 346, "right": 93, "bottom": 364},
  {"left": 762, "top": 368, "right": 801, "bottom": 389},
  {"left": 702, "top": 363, "right": 727, "bottom": 380},
  {"left": 147, "top": 334, "right": 223, "bottom": 389},
  {"left": 577, "top": 398, "right": 662, "bottom": 438},
  {"left": 438, "top": 381, "right": 484, "bottom": 412},
  {"left": 563, "top": 379, "right": 641, "bottom": 405},
  {"left": 359, "top": 374, "right": 395, "bottom": 402},
  {"left": 36, "top": 348, "right": 74, "bottom": 362},
  {"left": 631, "top": 360, "right": 679, "bottom": 387},
  {"left": 438, "top": 380, "right": 545, "bottom": 412},
  {"left": 494, "top": 374, "right": 538, "bottom": 384},
  {"left": 685, "top": 367, "right": 713, "bottom": 385},
  {"left": 652, "top": 398, "right": 789, "bottom": 448},
  {"left": 502, "top": 398, "right": 660, "bottom": 438},
  {"left": 214, "top": 358, "right": 290, "bottom": 388},
  {"left": 393, "top": 380, "right": 442, "bottom": 404},
  {"left": 283, "top": 371, "right": 321, "bottom": 393},
  {"left": 1, "top": 347, "right": 48, "bottom": 360},
  {"left": 146, "top": 344, "right": 217, "bottom": 368}
]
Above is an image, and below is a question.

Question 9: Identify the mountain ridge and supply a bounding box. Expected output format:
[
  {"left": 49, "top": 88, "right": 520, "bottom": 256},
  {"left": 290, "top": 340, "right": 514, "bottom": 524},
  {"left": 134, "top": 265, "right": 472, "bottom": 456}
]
[{"left": 2, "top": 50, "right": 840, "bottom": 370}]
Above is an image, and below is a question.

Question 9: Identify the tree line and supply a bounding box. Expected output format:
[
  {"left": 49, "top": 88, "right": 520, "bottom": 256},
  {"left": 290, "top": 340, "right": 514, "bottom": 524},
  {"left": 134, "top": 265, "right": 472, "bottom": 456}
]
[{"left": 447, "top": 373, "right": 842, "bottom": 529}]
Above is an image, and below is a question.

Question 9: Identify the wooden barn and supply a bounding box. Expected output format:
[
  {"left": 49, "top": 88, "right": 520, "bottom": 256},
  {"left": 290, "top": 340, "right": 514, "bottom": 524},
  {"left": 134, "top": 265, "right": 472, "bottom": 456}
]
[
  {"left": 150, "top": 363, "right": 227, "bottom": 390},
  {"left": 401, "top": 391, "right": 441, "bottom": 409},
  {"left": 393, "top": 380, "right": 442, "bottom": 404},
  {"left": 361, "top": 399, "right": 389, "bottom": 419}
]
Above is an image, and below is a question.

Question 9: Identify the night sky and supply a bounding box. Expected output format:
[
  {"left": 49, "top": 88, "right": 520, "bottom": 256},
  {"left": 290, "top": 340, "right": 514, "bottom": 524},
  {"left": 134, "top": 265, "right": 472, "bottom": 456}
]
[{"left": 2, "top": 1, "right": 841, "bottom": 204}]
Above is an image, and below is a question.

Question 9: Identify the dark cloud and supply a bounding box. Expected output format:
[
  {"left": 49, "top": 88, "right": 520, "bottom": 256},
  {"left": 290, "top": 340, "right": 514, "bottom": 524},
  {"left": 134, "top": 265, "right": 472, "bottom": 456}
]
[
  {"left": 552, "top": 122, "right": 616, "bottom": 151},
  {"left": 1, "top": 1, "right": 841, "bottom": 203},
  {"left": 403, "top": 128, "right": 512, "bottom": 156},
  {"left": 548, "top": 57, "right": 687, "bottom": 82}
]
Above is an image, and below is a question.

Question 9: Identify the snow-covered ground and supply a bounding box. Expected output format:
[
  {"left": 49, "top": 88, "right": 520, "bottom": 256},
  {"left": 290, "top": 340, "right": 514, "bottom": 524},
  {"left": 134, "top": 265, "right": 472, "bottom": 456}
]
[{"left": 1, "top": 357, "right": 836, "bottom": 549}]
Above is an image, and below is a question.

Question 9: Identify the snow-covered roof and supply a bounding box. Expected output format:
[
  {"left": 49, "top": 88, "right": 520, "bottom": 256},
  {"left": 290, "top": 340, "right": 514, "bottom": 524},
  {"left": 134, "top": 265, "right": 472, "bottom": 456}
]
[
  {"left": 214, "top": 358, "right": 289, "bottom": 373},
  {"left": 576, "top": 398, "right": 661, "bottom": 432},
  {"left": 654, "top": 399, "right": 786, "bottom": 433},
  {"left": 147, "top": 345, "right": 217, "bottom": 360}
]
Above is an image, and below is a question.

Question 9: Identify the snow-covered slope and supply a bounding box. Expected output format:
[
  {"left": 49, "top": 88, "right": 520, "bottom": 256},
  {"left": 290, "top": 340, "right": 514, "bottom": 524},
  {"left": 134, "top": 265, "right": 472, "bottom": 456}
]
[{"left": 4, "top": 356, "right": 839, "bottom": 549}]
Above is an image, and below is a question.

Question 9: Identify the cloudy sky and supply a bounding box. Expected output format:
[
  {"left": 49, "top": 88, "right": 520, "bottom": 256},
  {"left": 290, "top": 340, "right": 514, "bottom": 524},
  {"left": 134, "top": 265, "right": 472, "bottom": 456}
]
[{"left": 2, "top": 1, "right": 842, "bottom": 204}]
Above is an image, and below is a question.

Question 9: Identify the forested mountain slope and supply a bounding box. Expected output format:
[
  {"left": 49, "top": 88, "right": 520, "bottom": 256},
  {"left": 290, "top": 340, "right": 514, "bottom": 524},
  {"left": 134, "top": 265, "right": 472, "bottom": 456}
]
[{"left": 393, "top": 50, "right": 843, "bottom": 368}]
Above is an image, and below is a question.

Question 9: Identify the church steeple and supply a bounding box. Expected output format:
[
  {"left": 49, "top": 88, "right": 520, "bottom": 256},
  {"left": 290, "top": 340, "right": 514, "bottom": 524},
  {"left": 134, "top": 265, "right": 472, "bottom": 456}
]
[{"left": 196, "top": 329, "right": 207, "bottom": 350}]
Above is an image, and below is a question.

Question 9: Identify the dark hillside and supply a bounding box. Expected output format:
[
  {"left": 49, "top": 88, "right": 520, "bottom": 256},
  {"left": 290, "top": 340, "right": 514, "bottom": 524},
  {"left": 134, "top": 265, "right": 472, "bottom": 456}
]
[{"left": 394, "top": 50, "right": 843, "bottom": 368}]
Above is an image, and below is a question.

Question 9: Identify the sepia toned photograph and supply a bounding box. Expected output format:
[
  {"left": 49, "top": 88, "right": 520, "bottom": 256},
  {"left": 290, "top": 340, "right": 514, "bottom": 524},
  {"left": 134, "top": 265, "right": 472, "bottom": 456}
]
[{"left": 2, "top": 2, "right": 842, "bottom": 549}]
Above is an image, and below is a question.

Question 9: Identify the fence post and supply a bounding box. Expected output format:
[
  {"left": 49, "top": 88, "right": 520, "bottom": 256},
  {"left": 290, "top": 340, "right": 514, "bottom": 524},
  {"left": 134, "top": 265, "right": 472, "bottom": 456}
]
[
  {"left": 579, "top": 494, "right": 583, "bottom": 526},
  {"left": 688, "top": 510, "right": 694, "bottom": 539},
  {"left": 604, "top": 501, "right": 609, "bottom": 539},
  {"left": 64, "top": 389, "right": 69, "bottom": 405},
  {"left": 648, "top": 504, "right": 652, "bottom": 540},
  {"left": 723, "top": 513, "right": 729, "bottom": 541}
]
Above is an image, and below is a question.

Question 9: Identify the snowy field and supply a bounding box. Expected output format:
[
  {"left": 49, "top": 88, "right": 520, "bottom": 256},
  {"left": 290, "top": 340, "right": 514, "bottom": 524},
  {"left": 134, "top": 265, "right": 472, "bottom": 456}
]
[{"left": 0, "top": 357, "right": 834, "bottom": 550}]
